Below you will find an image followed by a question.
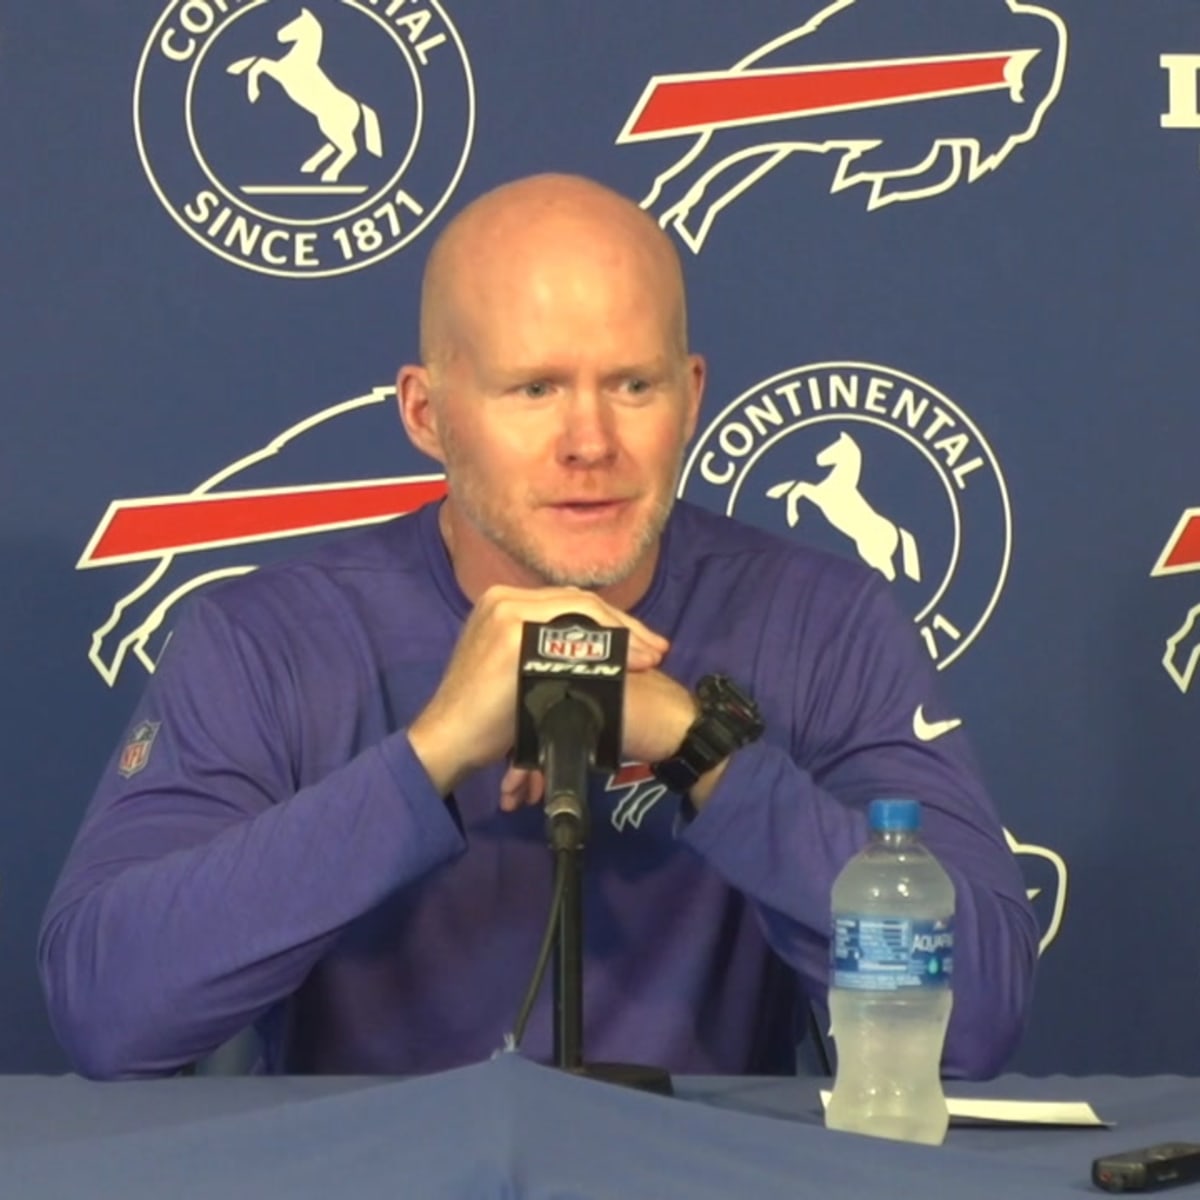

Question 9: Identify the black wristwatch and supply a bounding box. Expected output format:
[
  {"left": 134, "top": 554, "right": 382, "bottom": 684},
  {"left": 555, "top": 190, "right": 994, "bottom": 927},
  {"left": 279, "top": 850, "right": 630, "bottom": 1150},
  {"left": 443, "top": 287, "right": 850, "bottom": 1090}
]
[{"left": 651, "top": 674, "right": 765, "bottom": 794}]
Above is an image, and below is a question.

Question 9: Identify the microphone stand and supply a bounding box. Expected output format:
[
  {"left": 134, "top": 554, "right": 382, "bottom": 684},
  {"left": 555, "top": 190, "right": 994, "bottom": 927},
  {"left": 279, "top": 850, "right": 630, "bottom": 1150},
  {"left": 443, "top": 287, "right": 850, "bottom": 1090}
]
[
  {"left": 539, "top": 695, "right": 673, "bottom": 1096},
  {"left": 540, "top": 698, "right": 588, "bottom": 1071}
]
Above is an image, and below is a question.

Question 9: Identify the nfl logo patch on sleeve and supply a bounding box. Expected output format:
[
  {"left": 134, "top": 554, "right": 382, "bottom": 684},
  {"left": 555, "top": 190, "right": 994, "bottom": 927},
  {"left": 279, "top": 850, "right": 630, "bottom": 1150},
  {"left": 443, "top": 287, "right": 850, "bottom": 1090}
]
[{"left": 118, "top": 721, "right": 161, "bottom": 778}]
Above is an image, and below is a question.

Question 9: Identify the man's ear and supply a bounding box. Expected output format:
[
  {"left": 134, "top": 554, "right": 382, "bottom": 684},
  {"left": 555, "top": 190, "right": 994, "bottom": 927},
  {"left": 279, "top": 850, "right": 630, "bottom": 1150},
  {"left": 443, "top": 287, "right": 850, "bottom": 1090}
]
[
  {"left": 684, "top": 353, "right": 706, "bottom": 442},
  {"left": 396, "top": 364, "right": 446, "bottom": 464}
]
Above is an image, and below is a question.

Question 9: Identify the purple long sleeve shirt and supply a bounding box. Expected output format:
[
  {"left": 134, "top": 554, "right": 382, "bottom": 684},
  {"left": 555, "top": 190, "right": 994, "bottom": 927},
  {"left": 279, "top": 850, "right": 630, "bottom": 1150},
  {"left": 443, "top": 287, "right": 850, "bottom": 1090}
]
[{"left": 39, "top": 501, "right": 1037, "bottom": 1079}]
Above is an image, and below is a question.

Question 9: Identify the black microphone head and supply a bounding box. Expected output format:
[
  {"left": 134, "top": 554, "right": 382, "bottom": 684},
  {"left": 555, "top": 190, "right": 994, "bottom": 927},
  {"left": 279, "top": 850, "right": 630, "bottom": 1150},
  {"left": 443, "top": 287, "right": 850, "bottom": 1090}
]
[
  {"left": 550, "top": 611, "right": 596, "bottom": 626},
  {"left": 513, "top": 614, "right": 629, "bottom": 771}
]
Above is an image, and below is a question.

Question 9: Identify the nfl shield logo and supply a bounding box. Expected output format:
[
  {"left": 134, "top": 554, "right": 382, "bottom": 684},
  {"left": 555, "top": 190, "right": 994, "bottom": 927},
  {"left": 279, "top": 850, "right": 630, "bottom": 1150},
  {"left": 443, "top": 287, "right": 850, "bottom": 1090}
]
[
  {"left": 538, "top": 625, "right": 613, "bottom": 662},
  {"left": 118, "top": 721, "right": 160, "bottom": 778}
]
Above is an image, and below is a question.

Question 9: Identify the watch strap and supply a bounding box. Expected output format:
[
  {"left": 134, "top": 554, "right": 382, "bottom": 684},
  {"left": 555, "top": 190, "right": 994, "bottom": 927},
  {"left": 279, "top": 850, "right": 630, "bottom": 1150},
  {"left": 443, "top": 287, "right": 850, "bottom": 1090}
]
[{"left": 651, "top": 675, "right": 764, "bottom": 794}]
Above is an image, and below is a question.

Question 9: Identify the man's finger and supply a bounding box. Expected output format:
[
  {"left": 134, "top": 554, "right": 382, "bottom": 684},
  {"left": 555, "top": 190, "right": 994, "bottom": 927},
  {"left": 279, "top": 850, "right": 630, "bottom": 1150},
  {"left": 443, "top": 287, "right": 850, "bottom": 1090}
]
[
  {"left": 499, "top": 764, "right": 530, "bottom": 811},
  {"left": 494, "top": 586, "right": 669, "bottom": 654},
  {"left": 499, "top": 764, "right": 545, "bottom": 811}
]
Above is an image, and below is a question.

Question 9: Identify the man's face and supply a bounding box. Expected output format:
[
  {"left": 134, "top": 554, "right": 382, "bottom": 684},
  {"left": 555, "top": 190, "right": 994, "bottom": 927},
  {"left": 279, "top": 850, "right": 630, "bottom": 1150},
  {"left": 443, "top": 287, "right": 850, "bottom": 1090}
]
[{"left": 425, "top": 231, "right": 704, "bottom": 595}]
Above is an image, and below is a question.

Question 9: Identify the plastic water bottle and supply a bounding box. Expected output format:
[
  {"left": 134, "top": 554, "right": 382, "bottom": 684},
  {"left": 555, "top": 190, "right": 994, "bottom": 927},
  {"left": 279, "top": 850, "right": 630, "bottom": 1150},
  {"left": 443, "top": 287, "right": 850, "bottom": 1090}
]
[{"left": 825, "top": 798, "right": 955, "bottom": 1145}]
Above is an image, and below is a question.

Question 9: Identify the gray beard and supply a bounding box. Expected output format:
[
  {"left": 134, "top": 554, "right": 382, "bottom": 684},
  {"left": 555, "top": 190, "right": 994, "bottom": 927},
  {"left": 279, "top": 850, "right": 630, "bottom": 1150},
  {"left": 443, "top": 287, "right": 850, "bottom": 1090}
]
[{"left": 459, "top": 487, "right": 676, "bottom": 589}]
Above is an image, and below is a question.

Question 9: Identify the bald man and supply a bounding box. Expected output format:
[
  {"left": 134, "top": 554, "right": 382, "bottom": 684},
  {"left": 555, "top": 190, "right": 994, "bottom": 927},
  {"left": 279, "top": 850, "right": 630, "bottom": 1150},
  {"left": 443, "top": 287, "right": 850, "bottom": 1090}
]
[{"left": 40, "top": 175, "right": 1038, "bottom": 1081}]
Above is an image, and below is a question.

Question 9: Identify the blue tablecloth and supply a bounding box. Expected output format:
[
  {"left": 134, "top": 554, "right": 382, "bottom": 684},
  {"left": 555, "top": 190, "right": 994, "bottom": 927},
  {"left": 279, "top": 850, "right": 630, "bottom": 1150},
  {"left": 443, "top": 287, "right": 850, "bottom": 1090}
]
[{"left": 1, "top": 1053, "right": 1195, "bottom": 1197}]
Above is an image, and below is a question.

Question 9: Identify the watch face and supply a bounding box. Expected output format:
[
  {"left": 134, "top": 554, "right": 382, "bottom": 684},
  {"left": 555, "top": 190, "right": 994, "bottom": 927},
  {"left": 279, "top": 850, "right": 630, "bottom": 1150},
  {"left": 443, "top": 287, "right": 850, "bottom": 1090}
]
[
  {"left": 699, "top": 675, "right": 763, "bottom": 737},
  {"left": 700, "top": 674, "right": 739, "bottom": 704},
  {"left": 653, "top": 676, "right": 765, "bottom": 793}
]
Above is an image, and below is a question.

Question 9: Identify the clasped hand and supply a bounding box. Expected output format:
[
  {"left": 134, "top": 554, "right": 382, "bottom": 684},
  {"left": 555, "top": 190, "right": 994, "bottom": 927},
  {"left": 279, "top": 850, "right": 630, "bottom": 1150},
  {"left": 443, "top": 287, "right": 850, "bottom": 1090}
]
[{"left": 406, "top": 585, "right": 699, "bottom": 808}]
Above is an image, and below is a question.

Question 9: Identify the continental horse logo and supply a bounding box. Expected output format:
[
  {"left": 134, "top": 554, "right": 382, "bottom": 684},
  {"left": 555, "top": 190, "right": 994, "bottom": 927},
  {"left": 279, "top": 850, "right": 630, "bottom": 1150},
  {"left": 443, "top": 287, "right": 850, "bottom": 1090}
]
[
  {"left": 227, "top": 9, "right": 384, "bottom": 184},
  {"left": 767, "top": 432, "right": 922, "bottom": 584},
  {"left": 134, "top": 0, "right": 475, "bottom": 277},
  {"left": 618, "top": 0, "right": 1067, "bottom": 252},
  {"left": 681, "top": 361, "right": 1012, "bottom": 671}
]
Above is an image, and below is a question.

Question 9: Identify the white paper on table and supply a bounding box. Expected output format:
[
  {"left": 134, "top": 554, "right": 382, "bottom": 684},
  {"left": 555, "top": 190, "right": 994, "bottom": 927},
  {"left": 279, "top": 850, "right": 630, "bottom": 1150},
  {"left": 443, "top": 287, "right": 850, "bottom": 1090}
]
[{"left": 818, "top": 1090, "right": 1112, "bottom": 1127}]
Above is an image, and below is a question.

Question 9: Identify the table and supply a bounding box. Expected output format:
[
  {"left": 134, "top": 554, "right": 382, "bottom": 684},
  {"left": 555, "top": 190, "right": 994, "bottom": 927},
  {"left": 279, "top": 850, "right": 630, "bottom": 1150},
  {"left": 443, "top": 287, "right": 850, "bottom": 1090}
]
[{"left": 1, "top": 1054, "right": 1195, "bottom": 1197}]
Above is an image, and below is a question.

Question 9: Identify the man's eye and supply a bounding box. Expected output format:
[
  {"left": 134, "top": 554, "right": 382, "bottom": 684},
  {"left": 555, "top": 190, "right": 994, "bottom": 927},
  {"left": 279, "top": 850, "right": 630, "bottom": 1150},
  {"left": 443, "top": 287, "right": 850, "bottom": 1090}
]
[
  {"left": 623, "top": 378, "right": 651, "bottom": 395},
  {"left": 521, "top": 382, "right": 551, "bottom": 399}
]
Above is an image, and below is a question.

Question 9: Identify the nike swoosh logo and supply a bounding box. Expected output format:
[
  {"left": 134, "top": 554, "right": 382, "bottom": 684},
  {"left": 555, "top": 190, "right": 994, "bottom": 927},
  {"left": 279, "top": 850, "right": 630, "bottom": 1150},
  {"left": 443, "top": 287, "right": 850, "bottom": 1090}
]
[{"left": 913, "top": 705, "right": 964, "bottom": 742}]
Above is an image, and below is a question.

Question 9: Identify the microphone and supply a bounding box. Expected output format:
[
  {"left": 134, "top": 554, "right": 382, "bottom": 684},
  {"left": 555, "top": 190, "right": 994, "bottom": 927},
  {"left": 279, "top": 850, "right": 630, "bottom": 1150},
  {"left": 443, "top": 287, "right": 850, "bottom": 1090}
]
[
  {"left": 513, "top": 613, "right": 628, "bottom": 848},
  {"left": 510, "top": 613, "right": 671, "bottom": 1096}
]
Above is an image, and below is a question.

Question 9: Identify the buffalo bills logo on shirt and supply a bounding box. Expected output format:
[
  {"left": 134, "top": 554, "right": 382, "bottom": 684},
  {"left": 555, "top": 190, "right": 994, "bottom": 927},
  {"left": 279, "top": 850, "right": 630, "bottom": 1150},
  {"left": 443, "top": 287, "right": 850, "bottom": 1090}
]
[
  {"left": 618, "top": 0, "right": 1067, "bottom": 252},
  {"left": 603, "top": 763, "right": 670, "bottom": 834}
]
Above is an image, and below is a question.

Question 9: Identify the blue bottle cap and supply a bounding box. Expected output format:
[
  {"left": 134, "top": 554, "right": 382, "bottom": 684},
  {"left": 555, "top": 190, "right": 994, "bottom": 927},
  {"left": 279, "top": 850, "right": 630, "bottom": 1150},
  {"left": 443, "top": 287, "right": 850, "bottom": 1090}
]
[{"left": 868, "top": 798, "right": 921, "bottom": 832}]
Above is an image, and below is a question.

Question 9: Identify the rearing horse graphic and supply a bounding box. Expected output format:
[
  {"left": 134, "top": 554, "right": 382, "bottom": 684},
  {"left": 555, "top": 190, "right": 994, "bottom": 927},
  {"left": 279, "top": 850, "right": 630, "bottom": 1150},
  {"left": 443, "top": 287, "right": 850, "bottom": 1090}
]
[
  {"left": 767, "top": 432, "right": 921, "bottom": 583},
  {"left": 228, "top": 9, "right": 383, "bottom": 184}
]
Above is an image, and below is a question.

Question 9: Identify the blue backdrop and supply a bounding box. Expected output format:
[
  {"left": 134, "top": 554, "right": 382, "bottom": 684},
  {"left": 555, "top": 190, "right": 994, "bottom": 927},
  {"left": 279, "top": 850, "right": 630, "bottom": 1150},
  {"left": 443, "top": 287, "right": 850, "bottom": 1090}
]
[{"left": 3, "top": 0, "right": 1197, "bottom": 1075}]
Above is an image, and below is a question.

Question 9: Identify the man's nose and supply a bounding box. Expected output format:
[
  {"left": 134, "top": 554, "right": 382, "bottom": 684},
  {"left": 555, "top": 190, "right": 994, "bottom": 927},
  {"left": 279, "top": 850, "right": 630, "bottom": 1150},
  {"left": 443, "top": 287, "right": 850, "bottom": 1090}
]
[{"left": 557, "top": 389, "right": 618, "bottom": 467}]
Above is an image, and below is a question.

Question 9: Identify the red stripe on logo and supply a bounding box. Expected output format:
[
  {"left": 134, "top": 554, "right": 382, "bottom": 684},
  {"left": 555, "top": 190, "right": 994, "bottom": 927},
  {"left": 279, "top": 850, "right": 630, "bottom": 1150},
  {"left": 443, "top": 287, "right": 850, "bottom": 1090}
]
[
  {"left": 85, "top": 479, "right": 447, "bottom": 563},
  {"left": 608, "top": 763, "right": 655, "bottom": 789},
  {"left": 1162, "top": 513, "right": 1200, "bottom": 572},
  {"left": 630, "top": 54, "right": 1022, "bottom": 137}
]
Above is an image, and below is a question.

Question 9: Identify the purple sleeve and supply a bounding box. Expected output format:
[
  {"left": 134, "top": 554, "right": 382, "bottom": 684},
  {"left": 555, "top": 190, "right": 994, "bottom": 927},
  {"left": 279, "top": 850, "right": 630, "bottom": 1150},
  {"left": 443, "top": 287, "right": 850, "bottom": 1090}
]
[
  {"left": 37, "top": 598, "right": 465, "bottom": 1079},
  {"left": 680, "top": 576, "right": 1038, "bottom": 1080}
]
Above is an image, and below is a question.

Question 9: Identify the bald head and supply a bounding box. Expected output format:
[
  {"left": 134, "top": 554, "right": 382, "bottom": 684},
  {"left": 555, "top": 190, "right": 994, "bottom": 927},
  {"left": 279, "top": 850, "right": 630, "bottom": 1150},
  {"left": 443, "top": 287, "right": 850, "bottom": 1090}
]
[
  {"left": 418, "top": 174, "right": 689, "bottom": 374},
  {"left": 396, "top": 172, "right": 707, "bottom": 603}
]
